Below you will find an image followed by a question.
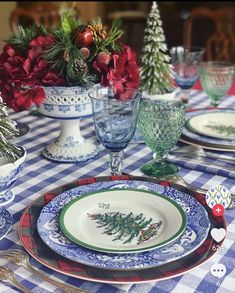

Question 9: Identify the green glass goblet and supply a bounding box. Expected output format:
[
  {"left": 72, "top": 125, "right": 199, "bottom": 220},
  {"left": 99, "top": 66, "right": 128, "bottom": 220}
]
[
  {"left": 199, "top": 61, "right": 234, "bottom": 107},
  {"left": 138, "top": 99, "right": 185, "bottom": 177}
]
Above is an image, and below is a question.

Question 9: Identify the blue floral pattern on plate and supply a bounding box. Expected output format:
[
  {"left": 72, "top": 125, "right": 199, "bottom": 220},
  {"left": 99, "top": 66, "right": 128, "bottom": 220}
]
[
  {"left": 0, "top": 207, "right": 13, "bottom": 240},
  {"left": 37, "top": 180, "right": 210, "bottom": 270},
  {"left": 183, "top": 109, "right": 235, "bottom": 146}
]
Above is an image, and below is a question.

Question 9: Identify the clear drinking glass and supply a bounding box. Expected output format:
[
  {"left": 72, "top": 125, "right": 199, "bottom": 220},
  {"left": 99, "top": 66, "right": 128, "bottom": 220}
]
[
  {"left": 89, "top": 85, "right": 140, "bottom": 175},
  {"left": 170, "top": 46, "right": 204, "bottom": 103},
  {"left": 199, "top": 61, "right": 235, "bottom": 107},
  {"left": 138, "top": 99, "right": 185, "bottom": 177}
]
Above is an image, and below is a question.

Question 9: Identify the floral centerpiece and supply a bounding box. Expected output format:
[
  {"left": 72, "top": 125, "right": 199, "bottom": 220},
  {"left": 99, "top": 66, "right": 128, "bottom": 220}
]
[
  {"left": 0, "top": 14, "right": 140, "bottom": 163},
  {"left": 0, "top": 14, "right": 139, "bottom": 112}
]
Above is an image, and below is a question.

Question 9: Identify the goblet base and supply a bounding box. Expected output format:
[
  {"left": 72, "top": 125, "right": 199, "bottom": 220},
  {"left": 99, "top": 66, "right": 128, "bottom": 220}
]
[{"left": 141, "top": 160, "right": 179, "bottom": 177}]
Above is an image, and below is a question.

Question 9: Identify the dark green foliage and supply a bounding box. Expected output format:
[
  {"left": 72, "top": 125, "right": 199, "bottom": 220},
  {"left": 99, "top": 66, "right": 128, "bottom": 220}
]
[{"left": 7, "top": 25, "right": 47, "bottom": 53}]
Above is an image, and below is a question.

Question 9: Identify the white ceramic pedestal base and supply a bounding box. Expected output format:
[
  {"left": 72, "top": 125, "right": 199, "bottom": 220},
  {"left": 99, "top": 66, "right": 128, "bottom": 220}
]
[{"left": 42, "top": 119, "right": 99, "bottom": 162}]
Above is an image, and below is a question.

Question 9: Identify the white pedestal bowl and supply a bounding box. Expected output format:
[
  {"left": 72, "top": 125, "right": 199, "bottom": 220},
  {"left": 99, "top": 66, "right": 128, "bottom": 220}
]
[{"left": 38, "top": 86, "right": 99, "bottom": 163}]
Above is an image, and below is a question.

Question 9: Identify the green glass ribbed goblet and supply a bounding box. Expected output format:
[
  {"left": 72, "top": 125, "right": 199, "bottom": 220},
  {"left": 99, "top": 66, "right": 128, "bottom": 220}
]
[
  {"left": 199, "top": 61, "right": 234, "bottom": 107},
  {"left": 138, "top": 99, "right": 185, "bottom": 177}
]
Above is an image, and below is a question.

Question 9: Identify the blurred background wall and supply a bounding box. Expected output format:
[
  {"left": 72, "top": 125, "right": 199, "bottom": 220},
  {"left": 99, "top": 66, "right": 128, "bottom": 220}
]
[
  {"left": 0, "top": 2, "right": 16, "bottom": 50},
  {"left": 0, "top": 1, "right": 234, "bottom": 60}
]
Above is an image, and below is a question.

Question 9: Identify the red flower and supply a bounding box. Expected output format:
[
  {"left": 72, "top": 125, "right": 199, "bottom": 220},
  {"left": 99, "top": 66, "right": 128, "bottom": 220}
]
[
  {"left": 42, "top": 72, "right": 66, "bottom": 86},
  {"left": 11, "top": 86, "right": 45, "bottom": 112},
  {"left": 0, "top": 35, "right": 66, "bottom": 111},
  {"left": 93, "top": 45, "right": 140, "bottom": 100},
  {"left": 0, "top": 21, "right": 140, "bottom": 111}
]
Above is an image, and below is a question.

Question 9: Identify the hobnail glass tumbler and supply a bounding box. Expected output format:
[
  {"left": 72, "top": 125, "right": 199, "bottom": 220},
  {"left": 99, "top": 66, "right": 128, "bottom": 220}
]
[
  {"left": 199, "top": 61, "right": 234, "bottom": 106},
  {"left": 138, "top": 99, "right": 185, "bottom": 177},
  {"left": 89, "top": 85, "right": 140, "bottom": 175}
]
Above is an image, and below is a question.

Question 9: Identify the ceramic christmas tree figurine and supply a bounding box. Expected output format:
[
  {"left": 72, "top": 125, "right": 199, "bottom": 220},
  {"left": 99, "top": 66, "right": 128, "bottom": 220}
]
[
  {"left": 140, "top": 1, "right": 175, "bottom": 96},
  {"left": 0, "top": 97, "right": 21, "bottom": 161}
]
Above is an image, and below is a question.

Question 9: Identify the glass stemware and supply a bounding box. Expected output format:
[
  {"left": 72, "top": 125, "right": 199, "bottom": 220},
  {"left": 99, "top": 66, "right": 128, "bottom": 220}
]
[
  {"left": 89, "top": 86, "right": 140, "bottom": 175},
  {"left": 170, "top": 46, "right": 204, "bottom": 103},
  {"left": 138, "top": 99, "right": 185, "bottom": 177},
  {"left": 199, "top": 61, "right": 235, "bottom": 107}
]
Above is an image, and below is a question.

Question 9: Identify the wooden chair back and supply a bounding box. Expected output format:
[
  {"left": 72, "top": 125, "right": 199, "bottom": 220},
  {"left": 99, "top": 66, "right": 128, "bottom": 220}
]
[
  {"left": 183, "top": 7, "right": 235, "bottom": 62},
  {"left": 9, "top": 3, "right": 79, "bottom": 34}
]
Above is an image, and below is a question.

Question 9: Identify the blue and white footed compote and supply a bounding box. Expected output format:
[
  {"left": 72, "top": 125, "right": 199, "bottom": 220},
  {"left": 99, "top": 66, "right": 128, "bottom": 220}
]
[
  {"left": 0, "top": 146, "right": 26, "bottom": 240},
  {"left": 38, "top": 86, "right": 99, "bottom": 163}
]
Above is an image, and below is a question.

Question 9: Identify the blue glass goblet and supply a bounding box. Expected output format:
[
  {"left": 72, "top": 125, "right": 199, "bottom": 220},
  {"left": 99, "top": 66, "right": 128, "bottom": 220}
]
[
  {"left": 89, "top": 85, "right": 140, "bottom": 175},
  {"left": 170, "top": 46, "right": 204, "bottom": 103}
]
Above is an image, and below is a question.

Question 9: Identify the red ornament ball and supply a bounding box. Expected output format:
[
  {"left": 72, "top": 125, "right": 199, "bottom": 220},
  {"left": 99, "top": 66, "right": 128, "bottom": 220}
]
[{"left": 74, "top": 27, "right": 93, "bottom": 47}]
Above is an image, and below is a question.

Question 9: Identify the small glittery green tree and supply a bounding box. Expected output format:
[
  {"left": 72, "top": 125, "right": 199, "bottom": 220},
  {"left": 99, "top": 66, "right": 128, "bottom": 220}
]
[
  {"left": 140, "top": 1, "right": 175, "bottom": 95},
  {"left": 0, "top": 97, "right": 21, "bottom": 161}
]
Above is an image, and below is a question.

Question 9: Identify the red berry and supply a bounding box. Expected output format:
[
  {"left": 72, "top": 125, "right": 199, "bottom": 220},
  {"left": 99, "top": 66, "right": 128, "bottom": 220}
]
[
  {"left": 97, "top": 52, "right": 111, "bottom": 64},
  {"left": 74, "top": 27, "right": 93, "bottom": 47}
]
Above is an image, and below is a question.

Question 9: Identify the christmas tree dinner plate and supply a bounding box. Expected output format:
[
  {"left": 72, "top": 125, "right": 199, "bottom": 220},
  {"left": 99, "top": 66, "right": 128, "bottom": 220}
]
[
  {"left": 182, "top": 108, "right": 235, "bottom": 148},
  {"left": 19, "top": 176, "right": 224, "bottom": 284},
  {"left": 36, "top": 179, "right": 210, "bottom": 270},
  {"left": 186, "top": 110, "right": 235, "bottom": 140},
  {"left": 59, "top": 188, "right": 186, "bottom": 254}
]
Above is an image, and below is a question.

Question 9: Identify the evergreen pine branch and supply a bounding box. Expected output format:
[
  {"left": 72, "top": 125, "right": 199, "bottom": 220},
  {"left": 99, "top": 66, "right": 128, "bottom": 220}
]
[
  {"left": 92, "top": 18, "right": 123, "bottom": 56},
  {"left": 7, "top": 25, "right": 48, "bottom": 52}
]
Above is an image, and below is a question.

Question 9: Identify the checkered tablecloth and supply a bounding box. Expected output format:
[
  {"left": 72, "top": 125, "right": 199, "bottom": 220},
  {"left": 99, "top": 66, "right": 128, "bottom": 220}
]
[{"left": 0, "top": 89, "right": 234, "bottom": 293}]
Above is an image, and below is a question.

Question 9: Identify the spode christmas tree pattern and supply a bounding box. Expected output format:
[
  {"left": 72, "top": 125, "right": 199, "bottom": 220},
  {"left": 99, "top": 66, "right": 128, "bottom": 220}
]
[
  {"left": 88, "top": 211, "right": 162, "bottom": 245},
  {"left": 140, "top": 1, "right": 175, "bottom": 95}
]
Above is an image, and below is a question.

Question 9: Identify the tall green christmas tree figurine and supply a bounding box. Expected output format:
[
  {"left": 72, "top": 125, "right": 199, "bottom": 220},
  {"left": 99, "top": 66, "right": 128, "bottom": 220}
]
[
  {"left": 0, "top": 97, "right": 21, "bottom": 161},
  {"left": 140, "top": 1, "right": 175, "bottom": 95}
]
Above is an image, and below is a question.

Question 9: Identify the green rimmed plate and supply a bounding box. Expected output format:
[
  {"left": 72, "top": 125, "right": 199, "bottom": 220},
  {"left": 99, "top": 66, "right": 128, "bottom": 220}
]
[
  {"left": 186, "top": 111, "right": 235, "bottom": 140},
  {"left": 59, "top": 188, "right": 187, "bottom": 254}
]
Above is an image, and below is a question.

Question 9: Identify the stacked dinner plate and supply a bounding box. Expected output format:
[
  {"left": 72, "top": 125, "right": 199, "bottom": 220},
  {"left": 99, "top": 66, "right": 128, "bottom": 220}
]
[
  {"left": 180, "top": 108, "right": 235, "bottom": 151},
  {"left": 18, "top": 176, "right": 226, "bottom": 284}
]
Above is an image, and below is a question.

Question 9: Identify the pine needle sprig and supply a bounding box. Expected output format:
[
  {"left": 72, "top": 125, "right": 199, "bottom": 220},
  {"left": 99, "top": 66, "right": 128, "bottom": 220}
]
[
  {"left": 44, "top": 28, "right": 92, "bottom": 86},
  {"left": 44, "top": 29, "right": 77, "bottom": 76},
  {"left": 93, "top": 19, "right": 123, "bottom": 55},
  {"left": 7, "top": 25, "right": 47, "bottom": 52},
  {"left": 102, "top": 19, "right": 123, "bottom": 51}
]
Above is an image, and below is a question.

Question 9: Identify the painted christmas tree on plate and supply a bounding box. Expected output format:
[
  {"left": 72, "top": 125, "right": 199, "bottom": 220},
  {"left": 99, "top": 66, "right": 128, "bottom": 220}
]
[{"left": 87, "top": 211, "right": 162, "bottom": 245}]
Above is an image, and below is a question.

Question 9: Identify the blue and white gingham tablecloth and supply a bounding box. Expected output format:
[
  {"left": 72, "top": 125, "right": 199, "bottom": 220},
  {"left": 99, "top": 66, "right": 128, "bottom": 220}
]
[{"left": 0, "top": 89, "right": 234, "bottom": 293}]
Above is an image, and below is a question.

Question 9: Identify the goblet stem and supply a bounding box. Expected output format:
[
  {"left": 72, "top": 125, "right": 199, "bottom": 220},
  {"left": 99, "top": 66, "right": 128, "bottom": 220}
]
[
  {"left": 108, "top": 150, "right": 124, "bottom": 175},
  {"left": 209, "top": 94, "right": 220, "bottom": 107},
  {"left": 180, "top": 89, "right": 190, "bottom": 104}
]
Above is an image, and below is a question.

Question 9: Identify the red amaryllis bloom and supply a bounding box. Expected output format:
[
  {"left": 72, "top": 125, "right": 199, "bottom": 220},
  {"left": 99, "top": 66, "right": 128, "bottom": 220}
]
[
  {"left": 0, "top": 45, "right": 26, "bottom": 83},
  {"left": 0, "top": 16, "right": 140, "bottom": 112},
  {"left": 42, "top": 72, "right": 66, "bottom": 86},
  {"left": 11, "top": 86, "right": 45, "bottom": 112},
  {"left": 0, "top": 35, "right": 65, "bottom": 111},
  {"left": 93, "top": 45, "right": 140, "bottom": 100}
]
